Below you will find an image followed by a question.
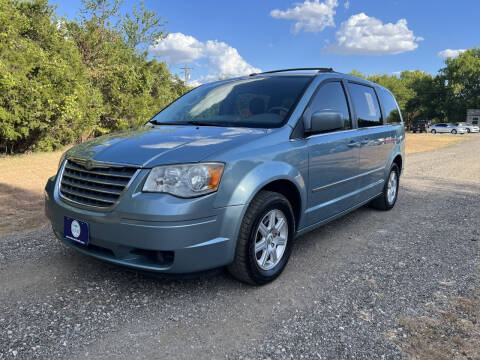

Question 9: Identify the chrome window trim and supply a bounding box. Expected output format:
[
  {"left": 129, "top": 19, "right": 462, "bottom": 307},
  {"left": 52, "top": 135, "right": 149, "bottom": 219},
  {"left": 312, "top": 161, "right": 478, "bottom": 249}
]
[
  {"left": 57, "top": 159, "right": 141, "bottom": 212},
  {"left": 303, "top": 123, "right": 397, "bottom": 140},
  {"left": 304, "top": 128, "right": 358, "bottom": 140}
]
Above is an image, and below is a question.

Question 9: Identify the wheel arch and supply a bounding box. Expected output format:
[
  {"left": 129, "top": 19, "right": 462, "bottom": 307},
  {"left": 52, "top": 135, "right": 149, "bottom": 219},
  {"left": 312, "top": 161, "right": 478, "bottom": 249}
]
[
  {"left": 215, "top": 161, "right": 308, "bottom": 231},
  {"left": 392, "top": 154, "right": 403, "bottom": 174},
  {"left": 260, "top": 179, "right": 302, "bottom": 230}
]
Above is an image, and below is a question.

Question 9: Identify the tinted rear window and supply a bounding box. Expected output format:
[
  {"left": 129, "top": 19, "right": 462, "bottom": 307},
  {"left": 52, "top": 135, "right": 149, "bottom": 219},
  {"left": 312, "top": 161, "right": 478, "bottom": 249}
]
[
  {"left": 348, "top": 83, "right": 382, "bottom": 127},
  {"left": 378, "top": 88, "right": 402, "bottom": 124}
]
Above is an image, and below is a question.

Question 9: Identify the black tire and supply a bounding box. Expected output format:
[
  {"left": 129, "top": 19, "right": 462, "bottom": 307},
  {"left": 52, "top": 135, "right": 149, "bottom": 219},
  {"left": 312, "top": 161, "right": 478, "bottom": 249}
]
[
  {"left": 431, "top": 129, "right": 436, "bottom": 134},
  {"left": 467, "top": 128, "right": 471, "bottom": 133},
  {"left": 228, "top": 191, "right": 295, "bottom": 285},
  {"left": 412, "top": 130, "right": 416, "bottom": 133},
  {"left": 369, "top": 164, "right": 400, "bottom": 211},
  {"left": 451, "top": 129, "right": 457, "bottom": 134}
]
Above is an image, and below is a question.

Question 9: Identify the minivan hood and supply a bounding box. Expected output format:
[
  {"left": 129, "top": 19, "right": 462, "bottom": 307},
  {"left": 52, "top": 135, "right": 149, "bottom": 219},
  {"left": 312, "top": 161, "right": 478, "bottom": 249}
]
[{"left": 66, "top": 125, "right": 266, "bottom": 167}]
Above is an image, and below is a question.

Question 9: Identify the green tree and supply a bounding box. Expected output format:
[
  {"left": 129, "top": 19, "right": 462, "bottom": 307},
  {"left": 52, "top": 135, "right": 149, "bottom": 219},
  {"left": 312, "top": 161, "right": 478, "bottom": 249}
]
[
  {"left": 70, "top": 0, "right": 187, "bottom": 132},
  {"left": 440, "top": 47, "right": 480, "bottom": 122},
  {"left": 0, "top": 0, "right": 99, "bottom": 153},
  {"left": 401, "top": 71, "right": 445, "bottom": 124}
]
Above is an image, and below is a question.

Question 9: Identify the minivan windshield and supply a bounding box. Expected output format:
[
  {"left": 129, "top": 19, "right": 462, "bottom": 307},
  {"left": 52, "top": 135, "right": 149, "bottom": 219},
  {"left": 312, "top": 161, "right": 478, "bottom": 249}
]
[{"left": 149, "top": 76, "right": 313, "bottom": 128}]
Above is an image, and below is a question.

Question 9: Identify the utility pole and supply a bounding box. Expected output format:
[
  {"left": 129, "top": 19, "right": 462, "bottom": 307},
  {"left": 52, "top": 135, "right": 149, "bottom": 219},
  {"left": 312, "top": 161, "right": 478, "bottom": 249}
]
[{"left": 180, "top": 65, "right": 193, "bottom": 85}]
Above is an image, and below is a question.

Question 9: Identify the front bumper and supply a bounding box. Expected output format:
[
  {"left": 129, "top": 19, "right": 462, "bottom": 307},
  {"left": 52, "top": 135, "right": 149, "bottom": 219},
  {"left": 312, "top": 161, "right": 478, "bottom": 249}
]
[{"left": 45, "top": 173, "right": 245, "bottom": 273}]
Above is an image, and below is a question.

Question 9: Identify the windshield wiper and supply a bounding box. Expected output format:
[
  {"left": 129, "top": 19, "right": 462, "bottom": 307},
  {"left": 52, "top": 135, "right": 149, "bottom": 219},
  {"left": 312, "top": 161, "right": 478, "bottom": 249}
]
[
  {"left": 186, "top": 120, "right": 223, "bottom": 127},
  {"left": 149, "top": 119, "right": 224, "bottom": 127},
  {"left": 149, "top": 120, "right": 184, "bottom": 126}
]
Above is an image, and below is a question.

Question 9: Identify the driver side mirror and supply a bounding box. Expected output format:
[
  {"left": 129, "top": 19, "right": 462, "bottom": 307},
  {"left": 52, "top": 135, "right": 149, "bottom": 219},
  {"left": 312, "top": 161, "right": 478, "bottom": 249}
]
[{"left": 305, "top": 111, "right": 344, "bottom": 134}]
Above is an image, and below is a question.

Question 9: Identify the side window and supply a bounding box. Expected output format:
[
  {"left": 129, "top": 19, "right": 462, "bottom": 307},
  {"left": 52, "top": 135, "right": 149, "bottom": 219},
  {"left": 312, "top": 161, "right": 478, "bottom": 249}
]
[
  {"left": 378, "top": 88, "right": 402, "bottom": 124},
  {"left": 308, "top": 81, "right": 351, "bottom": 131},
  {"left": 348, "top": 83, "right": 382, "bottom": 127}
]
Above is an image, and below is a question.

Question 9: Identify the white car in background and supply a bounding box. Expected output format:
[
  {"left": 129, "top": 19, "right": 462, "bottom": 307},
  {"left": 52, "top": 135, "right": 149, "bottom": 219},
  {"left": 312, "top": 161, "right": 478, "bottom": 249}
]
[
  {"left": 455, "top": 122, "right": 479, "bottom": 133},
  {"left": 430, "top": 123, "right": 467, "bottom": 134}
]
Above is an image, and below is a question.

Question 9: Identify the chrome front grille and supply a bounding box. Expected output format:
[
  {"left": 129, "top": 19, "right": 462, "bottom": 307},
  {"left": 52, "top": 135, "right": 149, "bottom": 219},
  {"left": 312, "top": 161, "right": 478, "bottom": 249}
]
[{"left": 60, "top": 159, "right": 138, "bottom": 208}]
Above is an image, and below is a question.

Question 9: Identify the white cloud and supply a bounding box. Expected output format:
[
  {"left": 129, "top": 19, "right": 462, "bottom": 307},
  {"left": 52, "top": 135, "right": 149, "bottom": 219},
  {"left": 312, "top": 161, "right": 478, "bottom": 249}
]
[
  {"left": 203, "top": 40, "right": 260, "bottom": 77},
  {"left": 438, "top": 48, "right": 466, "bottom": 58},
  {"left": 150, "top": 33, "right": 204, "bottom": 64},
  {"left": 149, "top": 33, "right": 260, "bottom": 83},
  {"left": 326, "top": 13, "right": 423, "bottom": 55},
  {"left": 344, "top": 1, "right": 350, "bottom": 9},
  {"left": 270, "top": 0, "right": 338, "bottom": 34}
]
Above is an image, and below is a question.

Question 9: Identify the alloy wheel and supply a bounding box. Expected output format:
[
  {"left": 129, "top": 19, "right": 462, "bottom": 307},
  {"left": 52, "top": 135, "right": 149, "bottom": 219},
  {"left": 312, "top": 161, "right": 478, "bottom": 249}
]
[
  {"left": 254, "top": 209, "right": 288, "bottom": 271},
  {"left": 387, "top": 171, "right": 398, "bottom": 205}
]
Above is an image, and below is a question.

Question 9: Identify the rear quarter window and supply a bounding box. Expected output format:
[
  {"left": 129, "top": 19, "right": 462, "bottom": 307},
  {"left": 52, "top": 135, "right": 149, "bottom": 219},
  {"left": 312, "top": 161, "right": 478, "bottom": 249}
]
[
  {"left": 348, "top": 83, "right": 382, "bottom": 127},
  {"left": 378, "top": 88, "right": 403, "bottom": 124}
]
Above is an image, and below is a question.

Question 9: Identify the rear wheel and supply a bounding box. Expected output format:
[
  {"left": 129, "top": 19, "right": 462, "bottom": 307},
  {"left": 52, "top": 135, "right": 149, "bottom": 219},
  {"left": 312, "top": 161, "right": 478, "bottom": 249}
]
[
  {"left": 451, "top": 129, "right": 457, "bottom": 134},
  {"left": 228, "top": 191, "right": 295, "bottom": 285},
  {"left": 369, "top": 164, "right": 400, "bottom": 211},
  {"left": 431, "top": 129, "right": 436, "bottom": 134}
]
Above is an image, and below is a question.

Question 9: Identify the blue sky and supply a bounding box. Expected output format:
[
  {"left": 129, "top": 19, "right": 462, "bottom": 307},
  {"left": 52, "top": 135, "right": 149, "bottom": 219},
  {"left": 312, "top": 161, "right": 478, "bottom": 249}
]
[{"left": 52, "top": 0, "right": 479, "bottom": 84}]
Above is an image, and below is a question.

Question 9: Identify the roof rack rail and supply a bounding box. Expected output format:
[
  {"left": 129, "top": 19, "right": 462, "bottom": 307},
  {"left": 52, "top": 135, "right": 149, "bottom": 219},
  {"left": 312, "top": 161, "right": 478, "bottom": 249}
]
[{"left": 249, "top": 67, "right": 334, "bottom": 76}]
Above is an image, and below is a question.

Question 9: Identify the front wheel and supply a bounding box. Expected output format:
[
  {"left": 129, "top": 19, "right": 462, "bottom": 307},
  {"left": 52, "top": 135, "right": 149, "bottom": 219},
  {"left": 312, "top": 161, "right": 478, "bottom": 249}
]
[
  {"left": 466, "top": 128, "right": 471, "bottom": 133},
  {"left": 228, "top": 191, "right": 295, "bottom": 285},
  {"left": 369, "top": 164, "right": 400, "bottom": 211},
  {"left": 451, "top": 129, "right": 457, "bottom": 134},
  {"left": 431, "top": 129, "right": 436, "bottom": 134}
]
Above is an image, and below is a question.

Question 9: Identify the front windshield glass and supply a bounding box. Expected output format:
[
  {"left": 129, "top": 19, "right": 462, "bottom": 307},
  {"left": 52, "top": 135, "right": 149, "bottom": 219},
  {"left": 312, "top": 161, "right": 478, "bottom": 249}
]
[{"left": 150, "top": 76, "right": 313, "bottom": 128}]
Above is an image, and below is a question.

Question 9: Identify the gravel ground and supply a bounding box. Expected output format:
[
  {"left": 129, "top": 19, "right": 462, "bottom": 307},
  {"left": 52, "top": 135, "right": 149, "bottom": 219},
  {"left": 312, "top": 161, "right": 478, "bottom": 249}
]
[{"left": 1, "top": 136, "right": 479, "bottom": 360}]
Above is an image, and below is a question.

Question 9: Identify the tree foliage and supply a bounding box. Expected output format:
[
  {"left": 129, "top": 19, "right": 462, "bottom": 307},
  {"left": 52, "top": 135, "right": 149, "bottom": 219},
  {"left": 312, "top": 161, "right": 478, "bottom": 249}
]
[{"left": 0, "top": 0, "right": 188, "bottom": 153}]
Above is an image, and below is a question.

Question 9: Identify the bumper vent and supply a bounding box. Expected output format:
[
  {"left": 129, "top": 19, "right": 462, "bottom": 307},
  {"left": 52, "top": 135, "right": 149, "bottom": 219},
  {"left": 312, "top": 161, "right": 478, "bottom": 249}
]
[{"left": 60, "top": 159, "right": 138, "bottom": 208}]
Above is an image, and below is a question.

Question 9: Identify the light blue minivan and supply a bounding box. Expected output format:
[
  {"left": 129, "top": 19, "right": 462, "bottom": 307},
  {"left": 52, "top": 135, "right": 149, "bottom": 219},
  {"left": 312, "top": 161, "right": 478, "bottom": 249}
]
[{"left": 45, "top": 68, "right": 405, "bottom": 284}]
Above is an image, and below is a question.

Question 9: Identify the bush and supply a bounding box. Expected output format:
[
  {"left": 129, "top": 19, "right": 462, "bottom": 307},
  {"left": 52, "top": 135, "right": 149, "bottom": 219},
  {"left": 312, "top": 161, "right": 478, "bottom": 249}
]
[{"left": 0, "top": 0, "right": 189, "bottom": 154}]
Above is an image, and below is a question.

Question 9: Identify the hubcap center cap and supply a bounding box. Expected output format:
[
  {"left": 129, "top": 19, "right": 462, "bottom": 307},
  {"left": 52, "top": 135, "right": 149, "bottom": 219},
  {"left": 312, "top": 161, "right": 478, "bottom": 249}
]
[{"left": 267, "top": 234, "right": 274, "bottom": 246}]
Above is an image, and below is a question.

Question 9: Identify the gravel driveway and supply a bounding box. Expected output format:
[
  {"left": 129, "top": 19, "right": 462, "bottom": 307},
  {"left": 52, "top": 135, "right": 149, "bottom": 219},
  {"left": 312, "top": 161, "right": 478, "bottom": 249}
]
[{"left": 1, "top": 136, "right": 479, "bottom": 360}]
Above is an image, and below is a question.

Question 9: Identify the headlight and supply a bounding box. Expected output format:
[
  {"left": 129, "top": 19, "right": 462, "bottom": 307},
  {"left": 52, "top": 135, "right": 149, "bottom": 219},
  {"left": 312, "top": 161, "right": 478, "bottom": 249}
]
[{"left": 143, "top": 163, "right": 224, "bottom": 198}]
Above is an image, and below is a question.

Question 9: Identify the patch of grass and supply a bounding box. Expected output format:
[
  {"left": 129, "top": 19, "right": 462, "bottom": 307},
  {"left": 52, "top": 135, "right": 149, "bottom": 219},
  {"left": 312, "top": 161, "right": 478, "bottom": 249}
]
[
  {"left": 393, "top": 293, "right": 480, "bottom": 359},
  {"left": 405, "top": 133, "right": 473, "bottom": 155},
  {"left": 0, "top": 149, "right": 65, "bottom": 236}
]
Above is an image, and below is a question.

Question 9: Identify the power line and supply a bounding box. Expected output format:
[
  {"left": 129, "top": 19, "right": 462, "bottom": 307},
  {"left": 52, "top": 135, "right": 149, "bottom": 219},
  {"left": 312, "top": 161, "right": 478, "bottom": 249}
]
[{"left": 180, "top": 65, "right": 193, "bottom": 85}]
